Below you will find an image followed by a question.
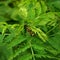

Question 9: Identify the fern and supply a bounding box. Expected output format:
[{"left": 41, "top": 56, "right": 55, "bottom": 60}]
[{"left": 0, "top": 0, "right": 60, "bottom": 60}]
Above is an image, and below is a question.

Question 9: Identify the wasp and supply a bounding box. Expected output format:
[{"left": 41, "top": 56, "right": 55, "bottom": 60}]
[{"left": 24, "top": 25, "right": 35, "bottom": 36}]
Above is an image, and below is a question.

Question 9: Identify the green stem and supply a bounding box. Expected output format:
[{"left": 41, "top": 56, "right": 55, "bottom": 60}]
[{"left": 29, "top": 40, "right": 35, "bottom": 60}]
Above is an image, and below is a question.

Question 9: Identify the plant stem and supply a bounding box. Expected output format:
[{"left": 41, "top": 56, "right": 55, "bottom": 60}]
[{"left": 29, "top": 40, "right": 35, "bottom": 60}]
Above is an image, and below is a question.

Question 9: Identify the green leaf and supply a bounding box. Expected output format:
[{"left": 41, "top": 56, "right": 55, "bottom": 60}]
[
  {"left": 0, "top": 16, "right": 9, "bottom": 22},
  {"left": 48, "top": 31, "right": 60, "bottom": 51},
  {"left": 0, "top": 34, "right": 4, "bottom": 43},
  {"left": 7, "top": 34, "right": 27, "bottom": 49},
  {"left": 40, "top": 1, "right": 47, "bottom": 13},
  {"left": 35, "top": 2, "right": 41, "bottom": 16}
]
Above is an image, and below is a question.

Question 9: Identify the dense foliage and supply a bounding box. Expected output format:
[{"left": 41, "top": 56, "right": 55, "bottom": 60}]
[{"left": 0, "top": 0, "right": 60, "bottom": 60}]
